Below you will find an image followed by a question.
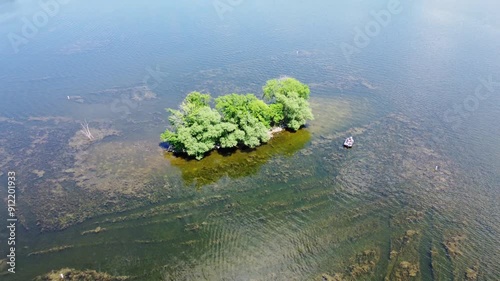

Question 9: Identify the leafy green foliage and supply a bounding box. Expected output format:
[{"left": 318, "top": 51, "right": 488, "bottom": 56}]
[
  {"left": 262, "top": 77, "right": 314, "bottom": 130},
  {"left": 275, "top": 92, "right": 314, "bottom": 131},
  {"left": 161, "top": 78, "right": 313, "bottom": 159},
  {"left": 238, "top": 114, "right": 270, "bottom": 147},
  {"left": 161, "top": 92, "right": 225, "bottom": 160},
  {"left": 262, "top": 77, "right": 311, "bottom": 101},
  {"left": 215, "top": 94, "right": 272, "bottom": 127},
  {"left": 269, "top": 103, "right": 285, "bottom": 125},
  {"left": 218, "top": 122, "right": 245, "bottom": 148},
  {"left": 215, "top": 94, "right": 271, "bottom": 147}
]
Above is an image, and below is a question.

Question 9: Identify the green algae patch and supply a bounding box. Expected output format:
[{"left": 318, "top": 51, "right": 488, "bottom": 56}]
[
  {"left": 348, "top": 249, "right": 380, "bottom": 278},
  {"left": 393, "top": 261, "right": 420, "bottom": 280},
  {"left": 443, "top": 234, "right": 466, "bottom": 258},
  {"left": 33, "top": 268, "right": 131, "bottom": 281},
  {"left": 465, "top": 265, "right": 479, "bottom": 280},
  {"left": 384, "top": 209, "right": 424, "bottom": 280},
  {"left": 73, "top": 140, "right": 171, "bottom": 196},
  {"left": 317, "top": 249, "right": 381, "bottom": 281}
]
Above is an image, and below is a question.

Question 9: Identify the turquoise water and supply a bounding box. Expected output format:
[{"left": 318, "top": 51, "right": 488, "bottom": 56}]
[{"left": 0, "top": 0, "right": 499, "bottom": 280}]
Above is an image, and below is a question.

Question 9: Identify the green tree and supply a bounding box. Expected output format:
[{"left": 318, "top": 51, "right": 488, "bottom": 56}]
[
  {"left": 268, "top": 103, "right": 284, "bottom": 125},
  {"left": 262, "top": 78, "right": 313, "bottom": 130},
  {"left": 262, "top": 77, "right": 311, "bottom": 101},
  {"left": 275, "top": 92, "right": 314, "bottom": 131},
  {"left": 239, "top": 114, "right": 270, "bottom": 147},
  {"left": 216, "top": 93, "right": 272, "bottom": 127},
  {"left": 161, "top": 92, "right": 225, "bottom": 160},
  {"left": 218, "top": 122, "right": 245, "bottom": 148},
  {"left": 215, "top": 94, "right": 270, "bottom": 147}
]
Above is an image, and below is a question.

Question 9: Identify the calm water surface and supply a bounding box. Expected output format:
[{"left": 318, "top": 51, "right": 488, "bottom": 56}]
[{"left": 0, "top": 0, "right": 499, "bottom": 280}]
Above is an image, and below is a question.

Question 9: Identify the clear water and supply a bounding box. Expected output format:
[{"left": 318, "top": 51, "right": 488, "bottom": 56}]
[{"left": 0, "top": 0, "right": 499, "bottom": 280}]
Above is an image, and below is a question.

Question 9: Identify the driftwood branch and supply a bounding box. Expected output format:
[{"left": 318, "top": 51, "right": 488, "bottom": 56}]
[{"left": 80, "top": 120, "right": 94, "bottom": 140}]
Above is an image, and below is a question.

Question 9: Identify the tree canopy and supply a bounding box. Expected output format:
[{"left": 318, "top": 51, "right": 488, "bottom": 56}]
[
  {"left": 262, "top": 77, "right": 311, "bottom": 101},
  {"left": 276, "top": 91, "right": 314, "bottom": 131},
  {"left": 161, "top": 78, "right": 313, "bottom": 159},
  {"left": 161, "top": 92, "right": 226, "bottom": 159},
  {"left": 215, "top": 93, "right": 271, "bottom": 148}
]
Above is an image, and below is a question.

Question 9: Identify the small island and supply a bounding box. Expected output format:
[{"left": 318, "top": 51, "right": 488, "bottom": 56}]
[{"left": 161, "top": 77, "right": 314, "bottom": 159}]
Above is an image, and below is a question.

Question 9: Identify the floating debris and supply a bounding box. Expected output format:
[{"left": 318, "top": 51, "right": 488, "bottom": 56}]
[{"left": 79, "top": 120, "right": 94, "bottom": 140}]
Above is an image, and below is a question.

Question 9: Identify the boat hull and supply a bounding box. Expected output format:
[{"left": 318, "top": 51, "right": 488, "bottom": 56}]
[{"left": 344, "top": 137, "right": 354, "bottom": 148}]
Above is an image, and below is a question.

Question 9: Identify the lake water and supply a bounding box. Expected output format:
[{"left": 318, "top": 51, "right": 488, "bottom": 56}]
[{"left": 0, "top": 0, "right": 499, "bottom": 280}]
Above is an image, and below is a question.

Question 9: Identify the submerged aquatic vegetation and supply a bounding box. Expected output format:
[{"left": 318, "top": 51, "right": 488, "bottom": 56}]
[
  {"left": 443, "top": 234, "right": 466, "bottom": 258},
  {"left": 28, "top": 245, "right": 74, "bottom": 257},
  {"left": 81, "top": 226, "right": 106, "bottom": 235},
  {"left": 0, "top": 91, "right": 348, "bottom": 234},
  {"left": 1, "top": 84, "right": 496, "bottom": 280},
  {"left": 79, "top": 120, "right": 94, "bottom": 140},
  {"left": 165, "top": 130, "right": 311, "bottom": 187},
  {"left": 69, "top": 125, "right": 119, "bottom": 150},
  {"left": 33, "top": 268, "right": 131, "bottom": 281},
  {"left": 347, "top": 249, "right": 380, "bottom": 278},
  {"left": 72, "top": 140, "right": 170, "bottom": 196},
  {"left": 465, "top": 266, "right": 479, "bottom": 280},
  {"left": 166, "top": 129, "right": 311, "bottom": 187},
  {"left": 318, "top": 250, "right": 380, "bottom": 280},
  {"left": 393, "top": 261, "right": 419, "bottom": 280},
  {"left": 0, "top": 116, "right": 177, "bottom": 231}
]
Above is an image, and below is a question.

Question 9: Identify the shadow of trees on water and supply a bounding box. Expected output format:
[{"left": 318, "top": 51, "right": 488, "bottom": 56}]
[{"left": 162, "top": 129, "right": 311, "bottom": 188}]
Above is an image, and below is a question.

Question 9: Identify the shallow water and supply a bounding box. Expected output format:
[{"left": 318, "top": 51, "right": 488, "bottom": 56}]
[{"left": 0, "top": 0, "right": 499, "bottom": 280}]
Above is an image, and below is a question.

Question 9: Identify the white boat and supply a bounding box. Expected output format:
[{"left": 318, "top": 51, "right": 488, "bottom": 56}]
[{"left": 344, "top": 136, "right": 354, "bottom": 148}]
